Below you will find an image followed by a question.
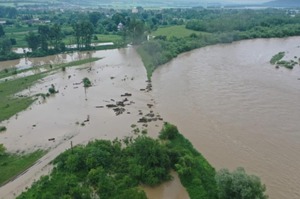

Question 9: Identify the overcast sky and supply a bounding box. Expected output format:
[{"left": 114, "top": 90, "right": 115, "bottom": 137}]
[
  {"left": 222, "top": 0, "right": 270, "bottom": 3},
  {"left": 219, "top": 0, "right": 271, "bottom": 3}
]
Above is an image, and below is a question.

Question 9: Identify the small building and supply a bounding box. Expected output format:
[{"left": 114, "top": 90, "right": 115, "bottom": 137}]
[
  {"left": 132, "top": 7, "right": 138, "bottom": 14},
  {"left": 117, "top": 22, "right": 124, "bottom": 31},
  {"left": 0, "top": 20, "right": 6, "bottom": 25}
]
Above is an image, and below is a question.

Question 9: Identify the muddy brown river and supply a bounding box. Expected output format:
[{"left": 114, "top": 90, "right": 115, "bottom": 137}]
[
  {"left": 1, "top": 37, "right": 300, "bottom": 198},
  {"left": 152, "top": 37, "right": 300, "bottom": 199}
]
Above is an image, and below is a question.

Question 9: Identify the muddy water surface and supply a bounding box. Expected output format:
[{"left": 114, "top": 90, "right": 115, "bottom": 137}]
[
  {"left": 0, "top": 51, "right": 92, "bottom": 70},
  {"left": 0, "top": 48, "right": 187, "bottom": 198},
  {"left": 152, "top": 37, "right": 300, "bottom": 199}
]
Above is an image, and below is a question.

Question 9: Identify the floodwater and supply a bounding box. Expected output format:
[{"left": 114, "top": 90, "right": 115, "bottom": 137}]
[
  {"left": 0, "top": 48, "right": 188, "bottom": 198},
  {"left": 152, "top": 37, "right": 300, "bottom": 199},
  {"left": 0, "top": 51, "right": 92, "bottom": 70}
]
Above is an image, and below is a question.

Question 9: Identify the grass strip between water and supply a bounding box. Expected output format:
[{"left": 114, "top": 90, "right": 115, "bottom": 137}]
[
  {"left": 0, "top": 150, "right": 46, "bottom": 186},
  {"left": 0, "top": 57, "right": 101, "bottom": 122}
]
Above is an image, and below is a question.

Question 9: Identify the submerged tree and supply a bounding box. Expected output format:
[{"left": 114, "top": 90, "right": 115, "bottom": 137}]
[{"left": 216, "top": 167, "right": 268, "bottom": 199}]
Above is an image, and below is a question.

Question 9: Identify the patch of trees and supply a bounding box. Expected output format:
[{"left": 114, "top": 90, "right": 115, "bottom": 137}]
[
  {"left": 216, "top": 168, "right": 267, "bottom": 199},
  {"left": 0, "top": 25, "right": 20, "bottom": 61},
  {"left": 72, "top": 21, "right": 94, "bottom": 49},
  {"left": 139, "top": 10, "right": 300, "bottom": 78},
  {"left": 0, "top": 6, "right": 17, "bottom": 18},
  {"left": 17, "top": 123, "right": 267, "bottom": 199},
  {"left": 25, "top": 24, "right": 65, "bottom": 57}
]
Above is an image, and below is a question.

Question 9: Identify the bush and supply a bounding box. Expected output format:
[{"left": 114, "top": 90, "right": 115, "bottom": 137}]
[
  {"left": 48, "top": 84, "right": 57, "bottom": 94},
  {"left": 0, "top": 126, "right": 6, "bottom": 132},
  {"left": 0, "top": 144, "right": 6, "bottom": 156},
  {"left": 216, "top": 167, "right": 268, "bottom": 199},
  {"left": 83, "top": 77, "right": 92, "bottom": 87}
]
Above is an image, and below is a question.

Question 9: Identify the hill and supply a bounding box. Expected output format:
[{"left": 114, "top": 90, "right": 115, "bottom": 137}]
[{"left": 264, "top": 0, "right": 300, "bottom": 7}]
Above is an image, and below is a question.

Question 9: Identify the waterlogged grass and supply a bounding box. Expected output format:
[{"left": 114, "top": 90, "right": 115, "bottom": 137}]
[
  {"left": 270, "top": 52, "right": 285, "bottom": 64},
  {"left": 93, "top": 34, "right": 122, "bottom": 43},
  {"left": 0, "top": 73, "right": 45, "bottom": 122},
  {"left": 136, "top": 47, "right": 154, "bottom": 80},
  {"left": 152, "top": 25, "right": 205, "bottom": 38},
  {"left": 276, "top": 60, "right": 297, "bottom": 69},
  {"left": 55, "top": 57, "right": 101, "bottom": 69},
  {"left": 0, "top": 150, "right": 45, "bottom": 186},
  {"left": 0, "top": 57, "right": 101, "bottom": 122}
]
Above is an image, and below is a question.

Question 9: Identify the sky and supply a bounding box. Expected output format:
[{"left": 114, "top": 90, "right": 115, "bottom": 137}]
[{"left": 220, "top": 0, "right": 270, "bottom": 3}]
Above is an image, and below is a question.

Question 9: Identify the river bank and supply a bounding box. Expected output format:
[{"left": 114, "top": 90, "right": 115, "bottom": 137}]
[
  {"left": 0, "top": 47, "right": 191, "bottom": 198},
  {"left": 152, "top": 36, "right": 300, "bottom": 199}
]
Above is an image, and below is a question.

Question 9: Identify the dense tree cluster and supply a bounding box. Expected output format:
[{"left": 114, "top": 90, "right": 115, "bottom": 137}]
[
  {"left": 216, "top": 168, "right": 268, "bottom": 199},
  {"left": 0, "top": 24, "right": 19, "bottom": 61},
  {"left": 25, "top": 24, "right": 65, "bottom": 57},
  {"left": 17, "top": 123, "right": 267, "bottom": 199},
  {"left": 0, "top": 6, "right": 17, "bottom": 18}
]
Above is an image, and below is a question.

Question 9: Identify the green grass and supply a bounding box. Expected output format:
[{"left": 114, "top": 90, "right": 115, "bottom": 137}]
[
  {"left": 0, "top": 73, "right": 45, "bottom": 122},
  {"left": 5, "top": 26, "right": 38, "bottom": 47},
  {"left": 0, "top": 150, "right": 45, "bottom": 186},
  {"left": 93, "top": 34, "right": 122, "bottom": 43},
  {"left": 136, "top": 47, "right": 154, "bottom": 80},
  {"left": 63, "top": 34, "right": 122, "bottom": 46},
  {"left": 152, "top": 25, "right": 205, "bottom": 38},
  {"left": 5, "top": 26, "right": 37, "bottom": 34},
  {"left": 56, "top": 57, "right": 101, "bottom": 69},
  {"left": 270, "top": 52, "right": 285, "bottom": 65}
]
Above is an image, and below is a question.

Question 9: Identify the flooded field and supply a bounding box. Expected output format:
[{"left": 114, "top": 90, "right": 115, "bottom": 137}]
[
  {"left": 152, "top": 37, "right": 300, "bottom": 199},
  {"left": 1, "top": 37, "right": 300, "bottom": 199},
  {"left": 0, "top": 48, "right": 188, "bottom": 198}
]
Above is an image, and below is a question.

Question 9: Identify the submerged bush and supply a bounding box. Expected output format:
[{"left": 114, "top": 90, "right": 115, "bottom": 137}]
[
  {"left": 216, "top": 167, "right": 268, "bottom": 199},
  {"left": 48, "top": 84, "right": 57, "bottom": 94},
  {"left": 83, "top": 77, "right": 92, "bottom": 87},
  {"left": 0, "top": 126, "right": 6, "bottom": 132}
]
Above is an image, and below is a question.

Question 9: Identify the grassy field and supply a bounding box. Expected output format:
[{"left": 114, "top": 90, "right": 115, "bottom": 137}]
[
  {"left": 5, "top": 26, "right": 38, "bottom": 47},
  {"left": 93, "top": 34, "right": 122, "bottom": 43},
  {"left": 0, "top": 0, "right": 59, "bottom": 7},
  {"left": 152, "top": 25, "right": 203, "bottom": 38},
  {"left": 63, "top": 34, "right": 122, "bottom": 45},
  {"left": 0, "top": 150, "right": 45, "bottom": 186}
]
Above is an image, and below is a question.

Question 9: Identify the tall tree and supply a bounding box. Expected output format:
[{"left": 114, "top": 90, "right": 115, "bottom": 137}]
[
  {"left": 48, "top": 24, "right": 63, "bottom": 51},
  {"left": 128, "top": 18, "right": 145, "bottom": 45},
  {"left": 38, "top": 25, "right": 50, "bottom": 51},
  {"left": 0, "top": 25, "right": 5, "bottom": 38},
  {"left": 0, "top": 38, "right": 12, "bottom": 55},
  {"left": 25, "top": 32, "right": 40, "bottom": 51},
  {"left": 72, "top": 21, "right": 94, "bottom": 49}
]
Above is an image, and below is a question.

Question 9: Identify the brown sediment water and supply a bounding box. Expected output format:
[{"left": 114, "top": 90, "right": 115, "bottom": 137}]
[
  {"left": 0, "top": 48, "right": 188, "bottom": 198},
  {"left": 152, "top": 37, "right": 300, "bottom": 199},
  {"left": 143, "top": 171, "right": 189, "bottom": 199}
]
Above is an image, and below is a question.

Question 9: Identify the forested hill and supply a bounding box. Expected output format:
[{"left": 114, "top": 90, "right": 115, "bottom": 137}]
[{"left": 264, "top": 0, "right": 300, "bottom": 7}]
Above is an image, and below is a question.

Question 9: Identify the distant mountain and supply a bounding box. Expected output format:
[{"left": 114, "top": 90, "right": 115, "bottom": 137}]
[{"left": 264, "top": 0, "right": 300, "bottom": 7}]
